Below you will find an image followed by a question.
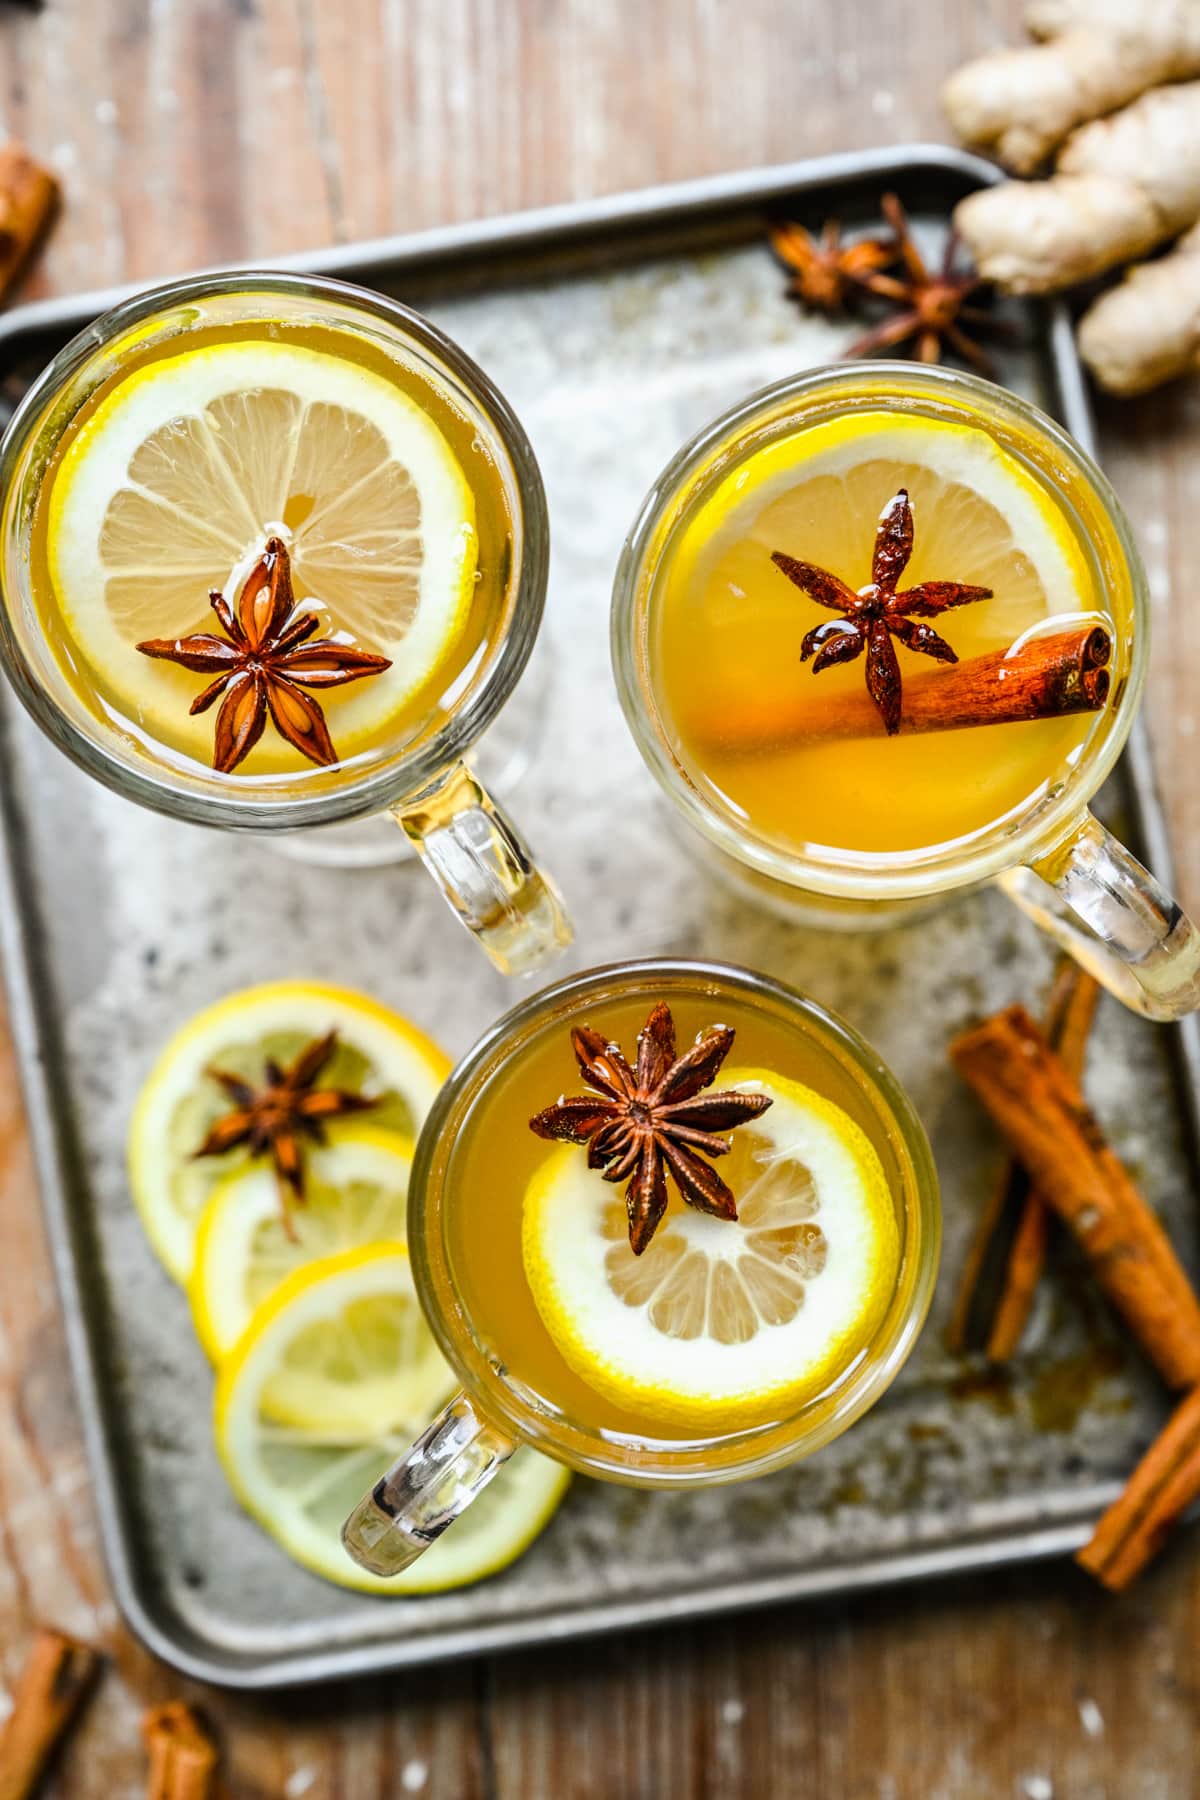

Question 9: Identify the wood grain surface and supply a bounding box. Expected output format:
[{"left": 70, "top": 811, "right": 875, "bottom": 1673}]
[{"left": 0, "top": 2, "right": 1196, "bottom": 1795}]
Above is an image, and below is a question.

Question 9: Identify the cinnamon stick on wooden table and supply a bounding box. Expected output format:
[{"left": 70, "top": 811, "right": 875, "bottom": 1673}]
[
  {"left": 951, "top": 1005, "right": 1200, "bottom": 1390},
  {"left": 0, "top": 144, "right": 58, "bottom": 300},
  {"left": 0, "top": 1627, "right": 102, "bottom": 1800},
  {"left": 946, "top": 964, "right": 1101, "bottom": 1359},
  {"left": 143, "top": 1702, "right": 219, "bottom": 1800}
]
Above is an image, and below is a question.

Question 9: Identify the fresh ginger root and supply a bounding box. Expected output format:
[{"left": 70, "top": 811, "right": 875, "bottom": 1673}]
[
  {"left": 953, "top": 81, "right": 1200, "bottom": 293},
  {"left": 943, "top": 0, "right": 1200, "bottom": 174},
  {"left": 1077, "top": 219, "right": 1200, "bottom": 393}
]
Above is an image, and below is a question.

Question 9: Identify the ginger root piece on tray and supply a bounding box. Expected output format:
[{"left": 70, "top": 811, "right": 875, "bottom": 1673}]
[
  {"left": 943, "top": 0, "right": 1200, "bottom": 174},
  {"left": 953, "top": 81, "right": 1200, "bottom": 294},
  {"left": 1078, "top": 218, "right": 1200, "bottom": 393}
]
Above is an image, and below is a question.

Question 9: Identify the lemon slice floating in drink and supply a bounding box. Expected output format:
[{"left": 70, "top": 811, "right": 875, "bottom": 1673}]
[
  {"left": 215, "top": 1245, "right": 570, "bottom": 1593},
  {"left": 47, "top": 339, "right": 478, "bottom": 767},
  {"left": 129, "top": 980, "right": 448, "bottom": 1284},
  {"left": 522, "top": 1070, "right": 899, "bottom": 1431},
  {"left": 675, "top": 409, "right": 1091, "bottom": 650},
  {"left": 189, "top": 1127, "right": 416, "bottom": 1362}
]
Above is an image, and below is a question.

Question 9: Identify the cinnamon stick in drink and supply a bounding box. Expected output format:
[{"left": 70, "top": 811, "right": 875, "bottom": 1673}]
[
  {"left": 0, "top": 1628, "right": 101, "bottom": 1800},
  {"left": 699, "top": 626, "right": 1111, "bottom": 756},
  {"left": 1077, "top": 1385, "right": 1200, "bottom": 1590},
  {"left": 951, "top": 1006, "right": 1200, "bottom": 1390}
]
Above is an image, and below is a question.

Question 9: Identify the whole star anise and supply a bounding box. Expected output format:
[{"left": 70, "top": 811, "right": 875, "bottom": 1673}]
[
  {"left": 769, "top": 216, "right": 895, "bottom": 316},
  {"left": 771, "top": 487, "right": 993, "bottom": 735},
  {"left": 845, "top": 193, "right": 1005, "bottom": 374},
  {"left": 137, "top": 537, "right": 392, "bottom": 773},
  {"left": 194, "top": 1030, "right": 376, "bottom": 1219},
  {"left": 529, "top": 1001, "right": 772, "bottom": 1255}
]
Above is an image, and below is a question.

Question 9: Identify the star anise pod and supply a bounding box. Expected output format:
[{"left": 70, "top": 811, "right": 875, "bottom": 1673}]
[
  {"left": 769, "top": 216, "right": 895, "bottom": 316},
  {"left": 845, "top": 193, "right": 1006, "bottom": 375},
  {"left": 771, "top": 487, "right": 993, "bottom": 736},
  {"left": 136, "top": 537, "right": 392, "bottom": 773},
  {"left": 529, "top": 1001, "right": 772, "bottom": 1255},
  {"left": 194, "top": 1030, "right": 376, "bottom": 1220}
]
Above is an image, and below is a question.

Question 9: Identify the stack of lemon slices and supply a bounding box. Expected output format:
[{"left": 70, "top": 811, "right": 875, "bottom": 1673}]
[{"left": 128, "top": 979, "right": 569, "bottom": 1594}]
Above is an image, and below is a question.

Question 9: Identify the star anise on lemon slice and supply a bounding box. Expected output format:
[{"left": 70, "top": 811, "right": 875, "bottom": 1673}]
[
  {"left": 772, "top": 486, "right": 993, "bottom": 735},
  {"left": 137, "top": 536, "right": 391, "bottom": 773},
  {"left": 194, "top": 1030, "right": 377, "bottom": 1221},
  {"left": 530, "top": 1002, "right": 772, "bottom": 1255}
]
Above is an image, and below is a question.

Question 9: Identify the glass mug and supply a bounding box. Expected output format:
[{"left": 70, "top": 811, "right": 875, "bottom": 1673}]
[
  {"left": 0, "top": 271, "right": 570, "bottom": 976},
  {"left": 610, "top": 362, "right": 1200, "bottom": 1021},
  {"left": 342, "top": 958, "right": 939, "bottom": 1577}
]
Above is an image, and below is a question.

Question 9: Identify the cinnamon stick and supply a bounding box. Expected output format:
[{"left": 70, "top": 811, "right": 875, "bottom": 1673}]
[
  {"left": 0, "top": 145, "right": 58, "bottom": 301},
  {"left": 0, "top": 1628, "right": 101, "bottom": 1800},
  {"left": 986, "top": 970, "right": 1101, "bottom": 1360},
  {"left": 951, "top": 1005, "right": 1200, "bottom": 1390},
  {"left": 143, "top": 1703, "right": 218, "bottom": 1800},
  {"left": 945, "top": 961, "right": 1086, "bottom": 1356},
  {"left": 1077, "top": 1385, "right": 1200, "bottom": 1590},
  {"left": 696, "top": 626, "right": 1111, "bottom": 756}
]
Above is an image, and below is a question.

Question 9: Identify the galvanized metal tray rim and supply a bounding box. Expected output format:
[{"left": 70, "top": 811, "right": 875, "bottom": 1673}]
[{"left": 0, "top": 142, "right": 1195, "bottom": 1690}]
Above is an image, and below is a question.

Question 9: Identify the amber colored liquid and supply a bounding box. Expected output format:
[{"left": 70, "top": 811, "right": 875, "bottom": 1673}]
[
  {"left": 440, "top": 976, "right": 921, "bottom": 1458},
  {"left": 24, "top": 314, "right": 513, "bottom": 782},
  {"left": 650, "top": 403, "right": 1131, "bottom": 862}
]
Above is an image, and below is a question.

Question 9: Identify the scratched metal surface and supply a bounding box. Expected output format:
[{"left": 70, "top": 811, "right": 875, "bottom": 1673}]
[{"left": 0, "top": 149, "right": 1195, "bottom": 1688}]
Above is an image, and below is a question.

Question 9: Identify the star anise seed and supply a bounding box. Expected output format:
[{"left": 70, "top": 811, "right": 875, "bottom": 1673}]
[
  {"left": 844, "top": 193, "right": 1008, "bottom": 375},
  {"left": 137, "top": 537, "right": 392, "bottom": 773},
  {"left": 530, "top": 1001, "right": 772, "bottom": 1255},
  {"left": 771, "top": 487, "right": 993, "bottom": 735},
  {"left": 194, "top": 1030, "right": 377, "bottom": 1224},
  {"left": 769, "top": 216, "right": 895, "bottom": 316}
]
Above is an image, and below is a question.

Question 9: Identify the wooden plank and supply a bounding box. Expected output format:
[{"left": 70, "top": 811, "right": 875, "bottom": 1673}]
[{"left": 0, "top": 0, "right": 1197, "bottom": 1793}]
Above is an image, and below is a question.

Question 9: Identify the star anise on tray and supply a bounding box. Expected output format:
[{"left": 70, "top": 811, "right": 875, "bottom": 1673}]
[
  {"left": 845, "top": 193, "right": 1005, "bottom": 375},
  {"left": 529, "top": 1001, "right": 772, "bottom": 1255},
  {"left": 768, "top": 216, "right": 895, "bottom": 315},
  {"left": 194, "top": 1031, "right": 377, "bottom": 1221},
  {"left": 136, "top": 537, "right": 392, "bottom": 773},
  {"left": 771, "top": 487, "right": 993, "bottom": 736}
]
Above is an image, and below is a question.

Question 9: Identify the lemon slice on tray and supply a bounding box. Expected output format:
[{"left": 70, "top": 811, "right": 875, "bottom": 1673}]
[
  {"left": 129, "top": 981, "right": 449, "bottom": 1285},
  {"left": 47, "top": 338, "right": 478, "bottom": 763},
  {"left": 523, "top": 1070, "right": 899, "bottom": 1432},
  {"left": 673, "top": 409, "right": 1092, "bottom": 657},
  {"left": 190, "top": 1126, "right": 416, "bottom": 1362},
  {"left": 215, "top": 1245, "right": 570, "bottom": 1593}
]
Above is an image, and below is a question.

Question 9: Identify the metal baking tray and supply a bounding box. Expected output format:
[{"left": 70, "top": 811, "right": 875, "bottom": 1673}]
[{"left": 1, "top": 145, "right": 1197, "bottom": 1689}]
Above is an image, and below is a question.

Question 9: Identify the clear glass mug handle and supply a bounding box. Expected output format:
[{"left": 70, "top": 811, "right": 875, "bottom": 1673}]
[
  {"left": 392, "top": 760, "right": 572, "bottom": 976},
  {"left": 342, "top": 1391, "right": 516, "bottom": 1576},
  {"left": 998, "top": 811, "right": 1200, "bottom": 1021}
]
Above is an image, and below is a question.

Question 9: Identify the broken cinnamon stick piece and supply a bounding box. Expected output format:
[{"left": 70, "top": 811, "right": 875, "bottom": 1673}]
[
  {"left": 0, "top": 144, "right": 58, "bottom": 301},
  {"left": 1077, "top": 1385, "right": 1200, "bottom": 1590},
  {"left": 986, "top": 969, "right": 1101, "bottom": 1360},
  {"left": 951, "top": 1005, "right": 1200, "bottom": 1390},
  {"left": 945, "top": 963, "right": 1099, "bottom": 1357},
  {"left": 0, "top": 1627, "right": 102, "bottom": 1800},
  {"left": 143, "top": 1702, "right": 218, "bottom": 1800},
  {"left": 695, "top": 626, "right": 1111, "bottom": 758}
]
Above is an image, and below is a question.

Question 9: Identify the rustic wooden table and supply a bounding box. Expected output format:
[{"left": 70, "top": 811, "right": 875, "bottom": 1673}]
[{"left": 0, "top": 1, "right": 1196, "bottom": 1794}]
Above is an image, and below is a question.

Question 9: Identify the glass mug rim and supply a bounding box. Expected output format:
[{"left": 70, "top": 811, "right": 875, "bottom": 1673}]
[
  {"left": 610, "top": 360, "right": 1150, "bottom": 901},
  {"left": 0, "top": 268, "right": 550, "bottom": 833},
  {"left": 406, "top": 955, "right": 941, "bottom": 1487}
]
